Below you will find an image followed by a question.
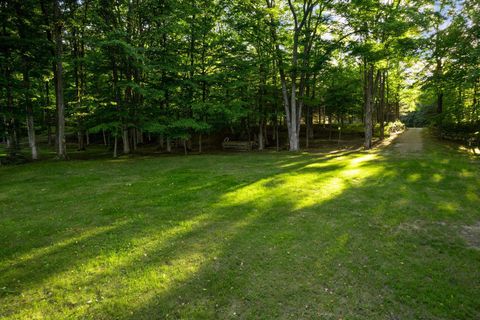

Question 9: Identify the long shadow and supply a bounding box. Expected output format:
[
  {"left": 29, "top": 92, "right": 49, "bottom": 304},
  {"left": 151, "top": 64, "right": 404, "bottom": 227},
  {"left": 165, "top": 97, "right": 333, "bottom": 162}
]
[
  {"left": 101, "top": 138, "right": 479, "bottom": 319},
  {"left": 0, "top": 150, "right": 354, "bottom": 300},
  {"left": 1, "top": 138, "right": 480, "bottom": 319}
]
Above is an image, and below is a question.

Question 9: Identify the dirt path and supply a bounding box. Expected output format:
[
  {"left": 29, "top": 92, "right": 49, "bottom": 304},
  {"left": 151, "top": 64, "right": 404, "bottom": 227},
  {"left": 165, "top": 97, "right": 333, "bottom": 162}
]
[{"left": 392, "top": 128, "right": 424, "bottom": 153}]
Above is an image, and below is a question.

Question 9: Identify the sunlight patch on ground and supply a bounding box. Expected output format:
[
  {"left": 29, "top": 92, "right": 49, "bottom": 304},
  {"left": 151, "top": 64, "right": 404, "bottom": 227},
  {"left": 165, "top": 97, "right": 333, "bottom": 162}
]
[
  {"left": 219, "top": 153, "right": 383, "bottom": 211},
  {"left": 458, "top": 145, "right": 480, "bottom": 155},
  {"left": 407, "top": 173, "right": 421, "bottom": 182},
  {"left": 460, "top": 169, "right": 475, "bottom": 178},
  {"left": 437, "top": 201, "right": 460, "bottom": 213},
  {"left": 431, "top": 173, "right": 443, "bottom": 183},
  {"left": 349, "top": 153, "right": 378, "bottom": 165},
  {"left": 466, "top": 190, "right": 479, "bottom": 202}
]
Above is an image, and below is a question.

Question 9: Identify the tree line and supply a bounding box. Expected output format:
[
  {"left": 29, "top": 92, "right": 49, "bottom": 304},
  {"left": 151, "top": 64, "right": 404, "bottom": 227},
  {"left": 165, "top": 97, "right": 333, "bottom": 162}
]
[{"left": 1, "top": 0, "right": 476, "bottom": 160}]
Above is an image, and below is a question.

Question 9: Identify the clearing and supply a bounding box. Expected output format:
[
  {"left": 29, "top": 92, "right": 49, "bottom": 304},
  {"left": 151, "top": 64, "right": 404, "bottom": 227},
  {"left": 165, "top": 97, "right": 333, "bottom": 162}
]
[{"left": 1, "top": 130, "right": 479, "bottom": 319}]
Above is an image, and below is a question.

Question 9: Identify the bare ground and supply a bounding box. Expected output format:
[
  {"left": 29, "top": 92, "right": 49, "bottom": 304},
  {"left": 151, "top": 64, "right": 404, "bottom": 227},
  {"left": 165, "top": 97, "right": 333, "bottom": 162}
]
[{"left": 392, "top": 128, "right": 424, "bottom": 153}]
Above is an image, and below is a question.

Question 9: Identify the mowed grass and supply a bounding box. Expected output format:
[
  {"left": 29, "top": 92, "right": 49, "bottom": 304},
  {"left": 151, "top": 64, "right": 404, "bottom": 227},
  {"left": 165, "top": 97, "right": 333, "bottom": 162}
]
[{"left": 1, "top": 134, "right": 480, "bottom": 319}]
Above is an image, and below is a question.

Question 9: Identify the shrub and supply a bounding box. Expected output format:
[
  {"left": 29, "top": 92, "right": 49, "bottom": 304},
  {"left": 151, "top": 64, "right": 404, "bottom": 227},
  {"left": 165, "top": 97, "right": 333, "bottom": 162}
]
[{"left": 385, "top": 120, "right": 406, "bottom": 135}]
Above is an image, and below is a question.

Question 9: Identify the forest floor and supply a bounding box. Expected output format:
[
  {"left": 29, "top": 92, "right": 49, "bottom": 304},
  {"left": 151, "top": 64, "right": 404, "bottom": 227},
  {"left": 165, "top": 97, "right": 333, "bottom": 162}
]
[{"left": 1, "top": 130, "right": 480, "bottom": 319}]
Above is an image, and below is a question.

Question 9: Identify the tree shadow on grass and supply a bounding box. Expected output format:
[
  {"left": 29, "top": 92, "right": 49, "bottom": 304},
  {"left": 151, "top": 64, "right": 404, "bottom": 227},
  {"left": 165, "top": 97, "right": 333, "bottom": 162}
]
[
  {"left": 1, "top": 143, "right": 480, "bottom": 319},
  {"left": 92, "top": 146, "right": 479, "bottom": 319},
  {"left": 0, "top": 149, "right": 356, "bottom": 312}
]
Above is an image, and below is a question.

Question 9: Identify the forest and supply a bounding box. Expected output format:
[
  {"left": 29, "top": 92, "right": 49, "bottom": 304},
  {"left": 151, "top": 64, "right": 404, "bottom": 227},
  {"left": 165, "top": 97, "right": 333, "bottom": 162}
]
[
  {"left": 1, "top": 0, "right": 478, "bottom": 160},
  {"left": 1, "top": 1, "right": 480, "bottom": 319}
]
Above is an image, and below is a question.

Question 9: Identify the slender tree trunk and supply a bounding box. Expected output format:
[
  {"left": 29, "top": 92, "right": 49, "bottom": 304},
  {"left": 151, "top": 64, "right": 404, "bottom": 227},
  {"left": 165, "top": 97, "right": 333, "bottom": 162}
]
[
  {"left": 364, "top": 63, "right": 374, "bottom": 149},
  {"left": 159, "top": 135, "right": 164, "bottom": 150},
  {"left": 379, "top": 70, "right": 386, "bottom": 140},
  {"left": 258, "top": 120, "right": 264, "bottom": 150},
  {"left": 436, "top": 58, "right": 443, "bottom": 114},
  {"left": 264, "top": 123, "right": 269, "bottom": 146},
  {"left": 102, "top": 129, "right": 107, "bottom": 146},
  {"left": 437, "top": 92, "right": 443, "bottom": 115},
  {"left": 113, "top": 131, "right": 118, "bottom": 158},
  {"left": 4, "top": 55, "right": 18, "bottom": 159},
  {"left": 77, "top": 130, "right": 85, "bottom": 150},
  {"left": 276, "top": 122, "right": 279, "bottom": 152},
  {"left": 199, "top": 134, "right": 202, "bottom": 153},
  {"left": 289, "top": 31, "right": 299, "bottom": 151},
  {"left": 166, "top": 137, "right": 171, "bottom": 153},
  {"left": 2, "top": 116, "right": 6, "bottom": 145},
  {"left": 122, "top": 126, "right": 130, "bottom": 154},
  {"left": 267, "top": 2, "right": 295, "bottom": 150},
  {"left": 395, "top": 85, "right": 400, "bottom": 121},
  {"left": 24, "top": 71, "right": 38, "bottom": 160},
  {"left": 47, "top": 122, "right": 52, "bottom": 146},
  {"left": 53, "top": 0, "right": 67, "bottom": 159},
  {"left": 26, "top": 112, "right": 38, "bottom": 159},
  {"left": 45, "top": 81, "right": 52, "bottom": 146},
  {"left": 473, "top": 79, "right": 478, "bottom": 123},
  {"left": 306, "top": 114, "right": 309, "bottom": 148},
  {"left": 15, "top": 2, "right": 37, "bottom": 160},
  {"left": 307, "top": 109, "right": 314, "bottom": 139},
  {"left": 309, "top": 73, "right": 317, "bottom": 141},
  {"left": 132, "top": 128, "right": 137, "bottom": 151}
]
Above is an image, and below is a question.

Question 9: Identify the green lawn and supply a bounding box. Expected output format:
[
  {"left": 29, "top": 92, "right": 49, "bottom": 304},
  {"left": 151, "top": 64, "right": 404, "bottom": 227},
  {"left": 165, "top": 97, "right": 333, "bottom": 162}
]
[{"left": 1, "top": 133, "right": 479, "bottom": 319}]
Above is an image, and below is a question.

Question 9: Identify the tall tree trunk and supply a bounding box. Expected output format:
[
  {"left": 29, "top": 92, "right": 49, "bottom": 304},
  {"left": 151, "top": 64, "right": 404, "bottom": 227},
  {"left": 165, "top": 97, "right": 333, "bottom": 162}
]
[
  {"left": 122, "top": 126, "right": 130, "bottom": 154},
  {"left": 45, "top": 81, "right": 53, "bottom": 146},
  {"left": 437, "top": 92, "right": 443, "bottom": 115},
  {"left": 379, "top": 70, "right": 386, "bottom": 140},
  {"left": 2, "top": 27, "right": 18, "bottom": 158},
  {"left": 268, "top": 0, "right": 317, "bottom": 152},
  {"left": 199, "top": 134, "right": 202, "bottom": 153},
  {"left": 364, "top": 63, "right": 374, "bottom": 149},
  {"left": 266, "top": 1, "right": 294, "bottom": 150},
  {"left": 276, "top": 121, "right": 279, "bottom": 152},
  {"left": 306, "top": 110, "right": 310, "bottom": 149},
  {"left": 258, "top": 120, "right": 264, "bottom": 150},
  {"left": 305, "top": 80, "right": 311, "bottom": 149},
  {"left": 14, "top": 2, "right": 37, "bottom": 160},
  {"left": 24, "top": 70, "right": 38, "bottom": 160},
  {"left": 131, "top": 128, "right": 137, "bottom": 151},
  {"left": 113, "top": 130, "right": 118, "bottom": 158},
  {"left": 264, "top": 123, "right": 269, "bottom": 146},
  {"left": 473, "top": 79, "right": 478, "bottom": 123},
  {"left": 2, "top": 116, "right": 7, "bottom": 145},
  {"left": 289, "top": 31, "right": 300, "bottom": 151},
  {"left": 159, "top": 135, "right": 164, "bottom": 150},
  {"left": 309, "top": 73, "right": 317, "bottom": 140},
  {"left": 166, "top": 137, "right": 171, "bottom": 153},
  {"left": 53, "top": 0, "right": 67, "bottom": 159},
  {"left": 77, "top": 130, "right": 85, "bottom": 150},
  {"left": 436, "top": 58, "right": 443, "bottom": 114},
  {"left": 102, "top": 129, "right": 107, "bottom": 146}
]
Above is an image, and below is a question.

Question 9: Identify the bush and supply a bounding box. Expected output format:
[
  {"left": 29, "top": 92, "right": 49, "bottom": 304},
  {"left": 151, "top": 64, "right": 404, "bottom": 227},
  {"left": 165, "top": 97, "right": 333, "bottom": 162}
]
[
  {"left": 385, "top": 120, "right": 406, "bottom": 135},
  {"left": 438, "top": 121, "right": 479, "bottom": 135},
  {"left": 341, "top": 123, "right": 365, "bottom": 135}
]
